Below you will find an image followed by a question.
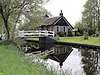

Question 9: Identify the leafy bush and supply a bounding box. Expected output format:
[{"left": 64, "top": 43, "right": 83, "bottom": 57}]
[
  {"left": 68, "top": 30, "right": 73, "bottom": 36},
  {"left": 76, "top": 32, "right": 82, "bottom": 36},
  {"left": 83, "top": 32, "right": 88, "bottom": 40},
  {"left": 57, "top": 31, "right": 65, "bottom": 37}
]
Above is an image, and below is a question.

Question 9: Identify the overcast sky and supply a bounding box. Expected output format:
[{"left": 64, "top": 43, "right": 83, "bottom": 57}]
[{"left": 45, "top": 0, "right": 87, "bottom": 26}]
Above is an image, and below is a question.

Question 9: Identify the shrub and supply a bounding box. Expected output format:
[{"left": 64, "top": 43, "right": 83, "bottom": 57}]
[
  {"left": 57, "top": 31, "right": 65, "bottom": 37},
  {"left": 83, "top": 32, "right": 88, "bottom": 40},
  {"left": 68, "top": 30, "right": 73, "bottom": 36}
]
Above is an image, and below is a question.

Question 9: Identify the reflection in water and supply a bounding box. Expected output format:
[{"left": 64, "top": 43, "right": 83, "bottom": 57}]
[
  {"left": 22, "top": 42, "right": 100, "bottom": 75},
  {"left": 46, "top": 45, "right": 73, "bottom": 68},
  {"left": 80, "top": 49, "right": 100, "bottom": 75},
  {"left": 39, "top": 43, "right": 56, "bottom": 51},
  {"left": 45, "top": 45, "right": 83, "bottom": 75},
  {"left": 44, "top": 45, "right": 100, "bottom": 75}
]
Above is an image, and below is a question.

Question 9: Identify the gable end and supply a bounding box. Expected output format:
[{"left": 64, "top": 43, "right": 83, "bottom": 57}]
[{"left": 53, "top": 17, "right": 73, "bottom": 29}]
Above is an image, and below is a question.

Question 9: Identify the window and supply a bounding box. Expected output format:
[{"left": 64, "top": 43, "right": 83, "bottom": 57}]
[
  {"left": 63, "top": 27, "right": 66, "bottom": 32},
  {"left": 57, "top": 27, "right": 59, "bottom": 32}
]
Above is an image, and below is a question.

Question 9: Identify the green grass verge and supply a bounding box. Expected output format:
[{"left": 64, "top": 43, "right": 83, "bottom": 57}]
[
  {"left": 26, "top": 36, "right": 100, "bottom": 46},
  {"left": 57, "top": 36, "right": 100, "bottom": 46},
  {"left": 26, "top": 38, "right": 39, "bottom": 41},
  {"left": 0, "top": 43, "right": 55, "bottom": 75}
]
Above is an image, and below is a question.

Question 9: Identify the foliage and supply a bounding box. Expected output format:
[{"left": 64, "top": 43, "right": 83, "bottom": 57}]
[
  {"left": 57, "top": 31, "right": 65, "bottom": 37},
  {"left": 74, "top": 21, "right": 84, "bottom": 35},
  {"left": 19, "top": 9, "right": 51, "bottom": 30},
  {"left": 68, "top": 30, "right": 73, "bottom": 36},
  {"left": 83, "top": 31, "right": 88, "bottom": 40},
  {"left": 0, "top": 15, "right": 4, "bottom": 33},
  {"left": 74, "top": 0, "right": 100, "bottom": 36},
  {"left": 0, "top": 0, "right": 50, "bottom": 41},
  {"left": 0, "top": 16, "right": 2, "bottom": 31},
  {"left": 82, "top": 0, "right": 100, "bottom": 35},
  {"left": 0, "top": 44, "right": 56, "bottom": 75},
  {"left": 74, "top": 21, "right": 82, "bottom": 29}
]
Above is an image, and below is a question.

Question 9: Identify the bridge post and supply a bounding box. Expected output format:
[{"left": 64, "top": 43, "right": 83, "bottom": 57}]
[
  {"left": 39, "top": 37, "right": 56, "bottom": 44},
  {"left": 53, "top": 31, "right": 55, "bottom": 37},
  {"left": 39, "top": 30, "right": 41, "bottom": 36},
  {"left": 39, "top": 37, "right": 56, "bottom": 50}
]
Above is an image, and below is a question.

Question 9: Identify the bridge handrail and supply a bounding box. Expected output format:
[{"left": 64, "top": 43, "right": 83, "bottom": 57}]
[
  {"left": 18, "top": 30, "right": 54, "bottom": 33},
  {"left": 18, "top": 30, "right": 55, "bottom": 37}
]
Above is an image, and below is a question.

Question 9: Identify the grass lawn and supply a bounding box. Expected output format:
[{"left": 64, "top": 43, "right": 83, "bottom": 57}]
[
  {"left": 0, "top": 43, "right": 55, "bottom": 75},
  {"left": 26, "top": 38, "right": 39, "bottom": 41},
  {"left": 57, "top": 36, "right": 100, "bottom": 46},
  {"left": 26, "top": 36, "right": 100, "bottom": 46}
]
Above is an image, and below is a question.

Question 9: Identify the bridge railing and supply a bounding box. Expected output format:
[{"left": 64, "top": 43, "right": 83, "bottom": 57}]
[{"left": 18, "top": 30, "right": 55, "bottom": 37}]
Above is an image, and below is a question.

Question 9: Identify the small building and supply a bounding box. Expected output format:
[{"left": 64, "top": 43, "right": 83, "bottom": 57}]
[{"left": 38, "top": 10, "right": 73, "bottom": 36}]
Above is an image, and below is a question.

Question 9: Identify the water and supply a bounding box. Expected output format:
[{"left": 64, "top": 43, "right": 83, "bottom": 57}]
[
  {"left": 23, "top": 43, "right": 100, "bottom": 75},
  {"left": 45, "top": 45, "right": 100, "bottom": 75},
  {"left": 46, "top": 48, "right": 83, "bottom": 75}
]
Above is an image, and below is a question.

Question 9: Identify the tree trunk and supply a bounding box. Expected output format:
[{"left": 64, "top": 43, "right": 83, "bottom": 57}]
[
  {"left": 1, "top": 15, "right": 10, "bottom": 41},
  {"left": 11, "top": 4, "right": 24, "bottom": 41},
  {"left": 11, "top": 11, "right": 21, "bottom": 41},
  {"left": 0, "top": 5, "right": 10, "bottom": 41},
  {"left": 11, "top": 19, "right": 18, "bottom": 41},
  {"left": 4, "top": 19, "right": 10, "bottom": 40}
]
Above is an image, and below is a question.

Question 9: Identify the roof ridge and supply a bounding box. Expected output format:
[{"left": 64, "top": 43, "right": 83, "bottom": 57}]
[{"left": 48, "top": 16, "right": 60, "bottom": 19}]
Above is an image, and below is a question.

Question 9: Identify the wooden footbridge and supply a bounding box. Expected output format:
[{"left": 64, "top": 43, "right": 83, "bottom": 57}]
[
  {"left": 18, "top": 30, "right": 55, "bottom": 38},
  {"left": 18, "top": 30, "right": 56, "bottom": 44}
]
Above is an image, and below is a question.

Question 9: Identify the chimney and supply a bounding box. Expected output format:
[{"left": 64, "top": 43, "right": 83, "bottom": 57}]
[
  {"left": 59, "top": 10, "right": 63, "bottom": 17},
  {"left": 44, "top": 14, "right": 49, "bottom": 19}
]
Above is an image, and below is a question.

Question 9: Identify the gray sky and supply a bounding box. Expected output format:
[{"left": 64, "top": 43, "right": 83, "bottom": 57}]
[{"left": 45, "top": 0, "right": 87, "bottom": 26}]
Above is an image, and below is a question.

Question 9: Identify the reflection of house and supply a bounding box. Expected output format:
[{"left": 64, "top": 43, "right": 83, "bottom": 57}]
[
  {"left": 46, "top": 45, "right": 73, "bottom": 68},
  {"left": 38, "top": 10, "right": 73, "bottom": 36}
]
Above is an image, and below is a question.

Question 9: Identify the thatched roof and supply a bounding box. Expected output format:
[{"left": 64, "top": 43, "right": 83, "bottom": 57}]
[
  {"left": 41, "top": 16, "right": 73, "bottom": 29},
  {"left": 42, "top": 16, "right": 60, "bottom": 26}
]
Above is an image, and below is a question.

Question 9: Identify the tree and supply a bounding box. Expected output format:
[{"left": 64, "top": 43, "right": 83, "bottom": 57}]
[
  {"left": 74, "top": 21, "right": 82, "bottom": 29},
  {"left": 82, "top": 0, "right": 100, "bottom": 35},
  {"left": 0, "top": 15, "right": 5, "bottom": 34},
  {"left": 0, "top": 15, "right": 2, "bottom": 32},
  {"left": 74, "top": 21, "right": 86, "bottom": 35},
  {"left": 20, "top": 9, "right": 50, "bottom": 30},
  {"left": 0, "top": 0, "right": 49, "bottom": 41}
]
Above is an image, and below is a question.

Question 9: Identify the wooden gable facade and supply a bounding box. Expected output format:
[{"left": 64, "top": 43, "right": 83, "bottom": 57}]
[{"left": 39, "top": 10, "right": 73, "bottom": 36}]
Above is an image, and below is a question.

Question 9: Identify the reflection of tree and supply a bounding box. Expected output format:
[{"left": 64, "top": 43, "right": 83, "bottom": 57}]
[{"left": 80, "top": 49, "right": 100, "bottom": 75}]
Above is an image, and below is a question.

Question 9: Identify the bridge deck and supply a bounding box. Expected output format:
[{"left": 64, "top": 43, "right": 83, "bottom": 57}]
[{"left": 18, "top": 30, "right": 55, "bottom": 38}]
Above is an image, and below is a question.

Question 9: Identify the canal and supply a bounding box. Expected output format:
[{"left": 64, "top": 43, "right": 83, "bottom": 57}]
[{"left": 22, "top": 42, "right": 100, "bottom": 75}]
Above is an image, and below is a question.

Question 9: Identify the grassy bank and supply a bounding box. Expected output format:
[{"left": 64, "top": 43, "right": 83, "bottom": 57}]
[
  {"left": 26, "top": 36, "right": 100, "bottom": 46},
  {"left": 26, "top": 38, "right": 39, "bottom": 41},
  {"left": 57, "top": 36, "right": 100, "bottom": 46},
  {"left": 0, "top": 43, "right": 55, "bottom": 75}
]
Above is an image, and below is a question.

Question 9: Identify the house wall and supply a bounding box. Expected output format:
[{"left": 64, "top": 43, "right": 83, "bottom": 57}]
[
  {"left": 41, "top": 25, "right": 72, "bottom": 36},
  {"left": 41, "top": 26, "right": 53, "bottom": 31},
  {"left": 53, "top": 26, "right": 71, "bottom": 36},
  {"left": 47, "top": 26, "right": 53, "bottom": 31}
]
